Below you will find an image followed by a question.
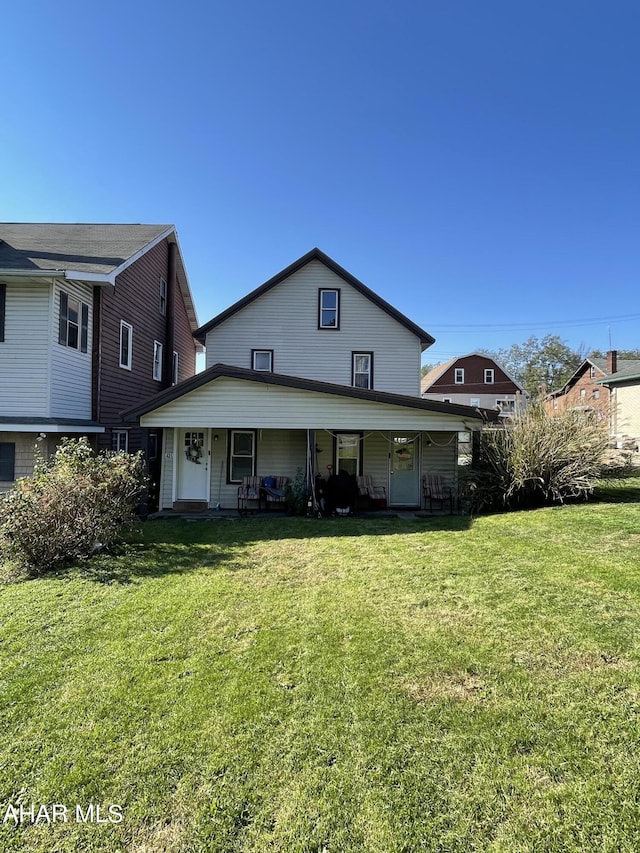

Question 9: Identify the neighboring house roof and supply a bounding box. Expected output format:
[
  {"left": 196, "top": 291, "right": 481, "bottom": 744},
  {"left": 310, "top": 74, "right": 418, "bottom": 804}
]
[
  {"left": 122, "top": 363, "right": 500, "bottom": 423},
  {"left": 421, "top": 352, "right": 526, "bottom": 394},
  {"left": 0, "top": 222, "right": 199, "bottom": 330},
  {"left": 194, "top": 247, "right": 436, "bottom": 349},
  {"left": 598, "top": 361, "right": 640, "bottom": 385},
  {"left": 548, "top": 356, "right": 639, "bottom": 397}
]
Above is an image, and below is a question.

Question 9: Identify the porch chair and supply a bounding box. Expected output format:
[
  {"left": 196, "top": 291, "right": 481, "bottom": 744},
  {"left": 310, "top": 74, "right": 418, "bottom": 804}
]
[
  {"left": 422, "top": 473, "right": 454, "bottom": 513},
  {"left": 237, "top": 476, "right": 261, "bottom": 515},
  {"left": 357, "top": 475, "right": 387, "bottom": 509},
  {"left": 260, "top": 476, "right": 289, "bottom": 510}
]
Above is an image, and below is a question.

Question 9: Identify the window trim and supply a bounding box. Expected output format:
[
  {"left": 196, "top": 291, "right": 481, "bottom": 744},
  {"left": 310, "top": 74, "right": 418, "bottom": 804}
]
[
  {"left": 119, "top": 321, "right": 133, "bottom": 370},
  {"left": 251, "top": 349, "right": 274, "bottom": 372},
  {"left": 112, "top": 430, "right": 129, "bottom": 452},
  {"left": 484, "top": 368, "right": 495, "bottom": 384},
  {"left": 227, "top": 429, "right": 257, "bottom": 484},
  {"left": 58, "top": 290, "right": 89, "bottom": 353},
  {"left": 153, "top": 340, "right": 164, "bottom": 381},
  {"left": 454, "top": 368, "right": 464, "bottom": 384},
  {"left": 318, "top": 288, "right": 341, "bottom": 330},
  {"left": 172, "top": 351, "right": 179, "bottom": 385},
  {"left": 333, "top": 431, "right": 363, "bottom": 477},
  {"left": 352, "top": 351, "right": 374, "bottom": 389}
]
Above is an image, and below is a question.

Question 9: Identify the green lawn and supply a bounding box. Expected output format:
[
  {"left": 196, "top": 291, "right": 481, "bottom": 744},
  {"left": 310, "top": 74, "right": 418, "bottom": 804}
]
[{"left": 1, "top": 482, "right": 640, "bottom": 852}]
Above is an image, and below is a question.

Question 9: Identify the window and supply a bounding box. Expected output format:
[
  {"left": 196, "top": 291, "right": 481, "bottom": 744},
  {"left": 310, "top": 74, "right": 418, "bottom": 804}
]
[
  {"left": 553, "top": 398, "right": 558, "bottom": 409},
  {"left": 153, "top": 341, "right": 163, "bottom": 381},
  {"left": 112, "top": 430, "right": 129, "bottom": 452},
  {"left": 352, "top": 352, "right": 373, "bottom": 389},
  {"left": 589, "top": 365, "right": 596, "bottom": 379},
  {"left": 228, "top": 430, "right": 256, "bottom": 482},
  {"left": 336, "top": 432, "right": 362, "bottom": 476},
  {"left": 58, "top": 291, "right": 88, "bottom": 352},
  {"left": 0, "top": 443, "right": 15, "bottom": 481},
  {"left": 172, "top": 351, "right": 179, "bottom": 385},
  {"left": 593, "top": 389, "right": 600, "bottom": 400},
  {"left": 470, "top": 397, "right": 480, "bottom": 407},
  {"left": 454, "top": 368, "right": 464, "bottom": 384},
  {"left": 0, "top": 282, "right": 5, "bottom": 342},
  {"left": 496, "top": 399, "right": 516, "bottom": 414},
  {"left": 580, "top": 388, "right": 586, "bottom": 398},
  {"left": 119, "top": 321, "right": 133, "bottom": 369},
  {"left": 443, "top": 397, "right": 452, "bottom": 403},
  {"left": 159, "top": 277, "right": 167, "bottom": 316},
  {"left": 252, "top": 349, "right": 273, "bottom": 371},
  {"left": 484, "top": 368, "right": 495, "bottom": 384},
  {"left": 319, "top": 289, "right": 340, "bottom": 329}
]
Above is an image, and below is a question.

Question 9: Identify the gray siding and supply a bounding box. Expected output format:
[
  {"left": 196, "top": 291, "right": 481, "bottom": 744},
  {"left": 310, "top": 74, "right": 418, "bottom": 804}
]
[{"left": 205, "top": 260, "right": 422, "bottom": 396}]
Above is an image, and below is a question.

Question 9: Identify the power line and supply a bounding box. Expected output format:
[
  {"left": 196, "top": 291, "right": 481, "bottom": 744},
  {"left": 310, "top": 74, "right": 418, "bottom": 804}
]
[{"left": 429, "top": 312, "right": 640, "bottom": 331}]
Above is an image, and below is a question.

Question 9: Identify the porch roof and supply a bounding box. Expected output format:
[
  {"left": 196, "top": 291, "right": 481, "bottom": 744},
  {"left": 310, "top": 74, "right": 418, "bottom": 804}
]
[{"left": 122, "top": 364, "right": 499, "bottom": 431}]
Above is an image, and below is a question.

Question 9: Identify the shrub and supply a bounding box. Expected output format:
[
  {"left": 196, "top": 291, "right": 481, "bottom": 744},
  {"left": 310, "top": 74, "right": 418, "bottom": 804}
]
[
  {"left": 462, "top": 403, "right": 610, "bottom": 514},
  {"left": 284, "top": 468, "right": 311, "bottom": 516},
  {"left": 0, "top": 437, "right": 146, "bottom": 572}
]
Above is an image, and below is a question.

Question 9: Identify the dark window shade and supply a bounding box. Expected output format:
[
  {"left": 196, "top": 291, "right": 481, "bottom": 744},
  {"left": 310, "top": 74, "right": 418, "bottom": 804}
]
[
  {"left": 0, "top": 443, "right": 15, "bottom": 481},
  {"left": 0, "top": 283, "right": 5, "bottom": 342},
  {"left": 81, "top": 303, "right": 89, "bottom": 353},
  {"left": 58, "top": 291, "right": 68, "bottom": 345}
]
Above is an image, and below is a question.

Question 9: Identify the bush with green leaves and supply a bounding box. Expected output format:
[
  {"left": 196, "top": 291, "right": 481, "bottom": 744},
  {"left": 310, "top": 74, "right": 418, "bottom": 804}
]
[
  {"left": 0, "top": 437, "right": 146, "bottom": 572},
  {"left": 462, "top": 403, "right": 610, "bottom": 514}
]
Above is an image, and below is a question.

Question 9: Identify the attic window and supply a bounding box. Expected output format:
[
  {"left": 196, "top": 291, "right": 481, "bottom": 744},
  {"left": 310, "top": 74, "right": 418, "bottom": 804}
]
[
  {"left": 159, "top": 277, "right": 167, "bottom": 316},
  {"left": 454, "top": 368, "right": 464, "bottom": 384},
  {"left": 319, "top": 289, "right": 340, "bottom": 329},
  {"left": 484, "top": 369, "right": 495, "bottom": 384},
  {"left": 589, "top": 365, "right": 596, "bottom": 379}
]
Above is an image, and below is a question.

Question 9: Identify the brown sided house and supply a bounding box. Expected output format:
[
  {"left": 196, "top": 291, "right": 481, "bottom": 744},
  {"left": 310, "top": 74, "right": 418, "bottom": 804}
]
[
  {"left": 0, "top": 223, "right": 199, "bottom": 507},
  {"left": 421, "top": 352, "right": 527, "bottom": 416},
  {"left": 543, "top": 351, "right": 634, "bottom": 418}
]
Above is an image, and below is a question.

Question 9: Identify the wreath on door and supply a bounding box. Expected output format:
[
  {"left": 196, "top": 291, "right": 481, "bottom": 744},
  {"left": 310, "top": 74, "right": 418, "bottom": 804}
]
[{"left": 186, "top": 442, "right": 202, "bottom": 464}]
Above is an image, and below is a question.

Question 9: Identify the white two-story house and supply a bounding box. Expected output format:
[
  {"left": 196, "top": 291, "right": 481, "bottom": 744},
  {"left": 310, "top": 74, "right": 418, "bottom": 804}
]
[{"left": 124, "top": 248, "right": 496, "bottom": 511}]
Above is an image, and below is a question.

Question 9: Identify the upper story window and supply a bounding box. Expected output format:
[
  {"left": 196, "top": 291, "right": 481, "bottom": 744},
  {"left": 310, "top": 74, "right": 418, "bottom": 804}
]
[
  {"left": 159, "top": 277, "right": 167, "bottom": 316},
  {"left": 319, "top": 289, "right": 340, "bottom": 329},
  {"left": 119, "top": 321, "right": 133, "bottom": 370},
  {"left": 172, "top": 351, "right": 179, "bottom": 385},
  {"left": 252, "top": 349, "right": 273, "bottom": 371},
  {"left": 58, "top": 290, "right": 88, "bottom": 352},
  {"left": 352, "top": 352, "right": 373, "bottom": 389},
  {"left": 0, "top": 283, "right": 5, "bottom": 342},
  {"left": 153, "top": 340, "right": 163, "bottom": 381},
  {"left": 589, "top": 365, "right": 596, "bottom": 379},
  {"left": 484, "top": 368, "right": 495, "bottom": 384},
  {"left": 454, "top": 368, "right": 464, "bottom": 384}
]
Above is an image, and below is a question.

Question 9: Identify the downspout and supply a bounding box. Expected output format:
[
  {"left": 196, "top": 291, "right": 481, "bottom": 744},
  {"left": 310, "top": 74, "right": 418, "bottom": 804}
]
[{"left": 164, "top": 241, "right": 177, "bottom": 386}]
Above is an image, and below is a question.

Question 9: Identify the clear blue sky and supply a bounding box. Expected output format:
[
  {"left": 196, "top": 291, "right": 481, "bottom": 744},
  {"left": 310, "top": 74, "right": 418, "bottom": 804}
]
[{"left": 2, "top": 0, "right": 639, "bottom": 367}]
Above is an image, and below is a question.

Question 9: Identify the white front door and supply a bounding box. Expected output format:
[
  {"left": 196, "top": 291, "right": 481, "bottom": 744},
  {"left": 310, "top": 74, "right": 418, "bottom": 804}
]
[
  {"left": 389, "top": 433, "right": 421, "bottom": 506},
  {"left": 177, "top": 430, "right": 209, "bottom": 501}
]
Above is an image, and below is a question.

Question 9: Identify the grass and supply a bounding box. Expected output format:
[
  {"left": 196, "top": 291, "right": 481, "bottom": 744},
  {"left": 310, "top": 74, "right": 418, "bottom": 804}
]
[{"left": 1, "top": 480, "right": 639, "bottom": 852}]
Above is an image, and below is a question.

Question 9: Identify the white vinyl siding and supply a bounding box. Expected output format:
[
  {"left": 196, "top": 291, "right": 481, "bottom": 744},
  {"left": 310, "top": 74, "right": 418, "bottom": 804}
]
[
  {"left": 204, "top": 261, "right": 422, "bottom": 396},
  {"left": 140, "top": 376, "right": 474, "bottom": 432},
  {"left": 0, "top": 284, "right": 51, "bottom": 417},
  {"left": 49, "top": 280, "right": 93, "bottom": 419}
]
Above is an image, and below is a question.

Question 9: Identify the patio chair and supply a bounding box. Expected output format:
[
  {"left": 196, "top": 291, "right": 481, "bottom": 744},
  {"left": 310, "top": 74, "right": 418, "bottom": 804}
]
[
  {"left": 357, "top": 475, "right": 387, "bottom": 509},
  {"left": 422, "top": 473, "right": 454, "bottom": 513},
  {"left": 260, "top": 475, "right": 289, "bottom": 510},
  {"left": 237, "top": 476, "right": 261, "bottom": 515}
]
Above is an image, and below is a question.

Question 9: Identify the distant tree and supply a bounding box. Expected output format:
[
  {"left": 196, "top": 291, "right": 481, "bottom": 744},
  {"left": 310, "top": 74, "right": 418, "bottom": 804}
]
[
  {"left": 589, "top": 348, "right": 640, "bottom": 360},
  {"left": 486, "top": 335, "right": 583, "bottom": 398},
  {"left": 421, "top": 363, "right": 435, "bottom": 378}
]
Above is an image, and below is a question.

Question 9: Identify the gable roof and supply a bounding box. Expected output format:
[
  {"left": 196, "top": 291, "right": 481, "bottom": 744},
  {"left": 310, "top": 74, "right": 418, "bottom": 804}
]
[
  {"left": 421, "top": 352, "right": 526, "bottom": 394},
  {"left": 194, "top": 247, "right": 435, "bottom": 349},
  {"left": 548, "top": 356, "right": 640, "bottom": 397},
  {"left": 598, "top": 360, "right": 640, "bottom": 385},
  {"left": 0, "top": 222, "right": 199, "bottom": 330},
  {"left": 122, "top": 363, "right": 499, "bottom": 423}
]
